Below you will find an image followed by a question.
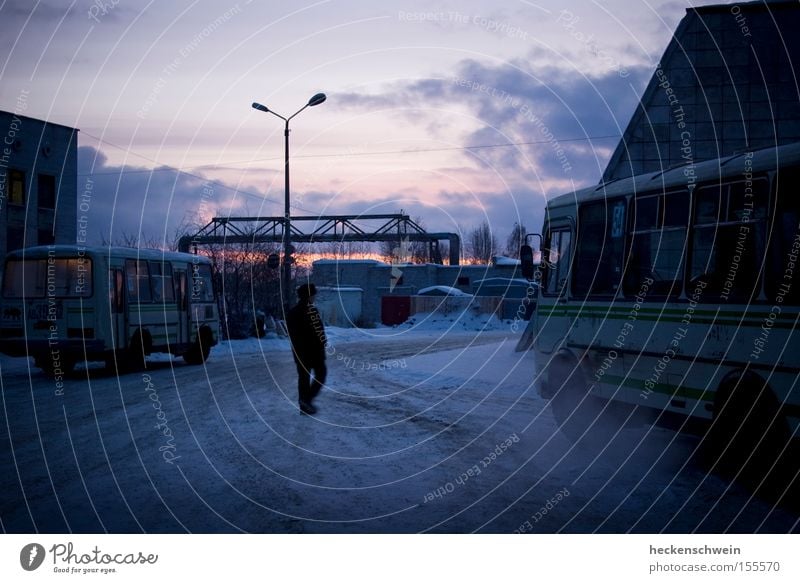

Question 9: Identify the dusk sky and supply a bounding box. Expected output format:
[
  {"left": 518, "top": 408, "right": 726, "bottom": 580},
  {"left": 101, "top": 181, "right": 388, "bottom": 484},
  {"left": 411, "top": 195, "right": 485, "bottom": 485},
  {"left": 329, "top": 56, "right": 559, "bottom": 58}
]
[{"left": 1, "top": 0, "right": 723, "bottom": 248}]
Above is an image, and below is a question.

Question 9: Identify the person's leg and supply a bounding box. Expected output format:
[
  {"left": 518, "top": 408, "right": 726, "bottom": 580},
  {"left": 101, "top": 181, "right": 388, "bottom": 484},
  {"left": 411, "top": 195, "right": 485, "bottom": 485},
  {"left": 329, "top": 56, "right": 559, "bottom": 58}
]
[
  {"left": 296, "top": 360, "right": 312, "bottom": 404},
  {"left": 309, "top": 360, "right": 327, "bottom": 402}
]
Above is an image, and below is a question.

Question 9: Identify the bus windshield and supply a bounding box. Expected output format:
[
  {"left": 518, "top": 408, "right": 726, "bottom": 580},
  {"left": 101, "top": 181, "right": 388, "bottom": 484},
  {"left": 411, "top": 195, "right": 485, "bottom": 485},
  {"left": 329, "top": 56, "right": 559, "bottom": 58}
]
[{"left": 2, "top": 257, "right": 92, "bottom": 298}]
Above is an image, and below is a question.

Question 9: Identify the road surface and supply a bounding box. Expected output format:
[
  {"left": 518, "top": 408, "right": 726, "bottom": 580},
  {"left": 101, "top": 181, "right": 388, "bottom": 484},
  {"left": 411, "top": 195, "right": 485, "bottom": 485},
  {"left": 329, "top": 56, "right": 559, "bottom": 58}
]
[{"left": 1, "top": 328, "right": 797, "bottom": 533}]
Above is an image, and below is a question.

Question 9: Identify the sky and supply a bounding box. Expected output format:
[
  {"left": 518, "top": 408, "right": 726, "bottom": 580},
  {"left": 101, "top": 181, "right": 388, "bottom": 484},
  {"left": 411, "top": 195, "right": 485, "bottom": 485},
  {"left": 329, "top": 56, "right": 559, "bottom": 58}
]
[{"left": 0, "top": 0, "right": 726, "bottom": 249}]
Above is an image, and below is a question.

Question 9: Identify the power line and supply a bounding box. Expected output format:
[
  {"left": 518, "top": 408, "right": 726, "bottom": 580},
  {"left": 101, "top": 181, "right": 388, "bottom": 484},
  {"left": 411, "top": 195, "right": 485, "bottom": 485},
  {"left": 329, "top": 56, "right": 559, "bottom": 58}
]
[{"left": 78, "top": 130, "right": 620, "bottom": 176}]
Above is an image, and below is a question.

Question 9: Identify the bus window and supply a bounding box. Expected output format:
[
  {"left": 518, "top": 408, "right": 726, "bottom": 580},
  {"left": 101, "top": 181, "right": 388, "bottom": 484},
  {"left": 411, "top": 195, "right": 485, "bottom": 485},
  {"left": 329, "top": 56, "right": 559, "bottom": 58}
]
[
  {"left": 149, "top": 261, "right": 175, "bottom": 302},
  {"left": 767, "top": 168, "right": 800, "bottom": 304},
  {"left": 2, "top": 259, "right": 47, "bottom": 298},
  {"left": 573, "top": 198, "right": 627, "bottom": 297},
  {"left": 54, "top": 258, "right": 92, "bottom": 297},
  {"left": 175, "top": 270, "right": 188, "bottom": 310},
  {"left": 543, "top": 228, "right": 572, "bottom": 296},
  {"left": 2, "top": 258, "right": 91, "bottom": 298},
  {"left": 690, "top": 179, "right": 768, "bottom": 299},
  {"left": 125, "top": 259, "right": 152, "bottom": 302},
  {"left": 109, "top": 269, "right": 124, "bottom": 313},
  {"left": 625, "top": 191, "right": 689, "bottom": 297}
]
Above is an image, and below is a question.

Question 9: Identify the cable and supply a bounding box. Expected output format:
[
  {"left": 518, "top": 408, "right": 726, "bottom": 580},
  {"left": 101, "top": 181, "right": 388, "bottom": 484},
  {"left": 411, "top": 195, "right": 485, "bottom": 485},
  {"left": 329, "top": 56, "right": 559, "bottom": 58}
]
[{"left": 78, "top": 130, "right": 620, "bottom": 176}]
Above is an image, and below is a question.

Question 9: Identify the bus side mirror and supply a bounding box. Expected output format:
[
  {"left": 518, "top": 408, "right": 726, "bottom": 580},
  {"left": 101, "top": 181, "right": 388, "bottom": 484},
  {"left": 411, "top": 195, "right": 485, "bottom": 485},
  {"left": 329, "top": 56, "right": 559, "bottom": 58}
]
[{"left": 520, "top": 244, "right": 535, "bottom": 280}]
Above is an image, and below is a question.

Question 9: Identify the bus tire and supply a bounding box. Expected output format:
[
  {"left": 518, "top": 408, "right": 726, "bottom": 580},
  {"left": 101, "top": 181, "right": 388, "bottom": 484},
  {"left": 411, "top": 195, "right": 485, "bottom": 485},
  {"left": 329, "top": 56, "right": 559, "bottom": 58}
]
[
  {"left": 184, "top": 327, "right": 212, "bottom": 365},
  {"left": 703, "top": 375, "right": 793, "bottom": 494},
  {"left": 548, "top": 355, "right": 624, "bottom": 447}
]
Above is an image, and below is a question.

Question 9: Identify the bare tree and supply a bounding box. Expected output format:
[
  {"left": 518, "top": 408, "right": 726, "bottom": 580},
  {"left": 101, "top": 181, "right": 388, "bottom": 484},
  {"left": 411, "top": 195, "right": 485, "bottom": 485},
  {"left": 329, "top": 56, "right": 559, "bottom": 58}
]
[
  {"left": 467, "top": 221, "right": 498, "bottom": 264},
  {"left": 504, "top": 222, "right": 527, "bottom": 258},
  {"left": 100, "top": 231, "right": 163, "bottom": 249}
]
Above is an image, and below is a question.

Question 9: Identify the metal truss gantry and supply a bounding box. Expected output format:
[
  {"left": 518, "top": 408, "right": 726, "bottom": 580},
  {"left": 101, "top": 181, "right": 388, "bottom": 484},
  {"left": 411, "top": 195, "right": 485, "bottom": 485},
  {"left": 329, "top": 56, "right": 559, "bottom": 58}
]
[{"left": 178, "top": 213, "right": 461, "bottom": 265}]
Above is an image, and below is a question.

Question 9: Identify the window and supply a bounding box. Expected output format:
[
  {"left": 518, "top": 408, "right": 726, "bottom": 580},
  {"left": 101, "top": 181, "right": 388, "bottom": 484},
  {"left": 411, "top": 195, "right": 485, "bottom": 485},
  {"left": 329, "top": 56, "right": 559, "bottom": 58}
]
[
  {"left": 125, "top": 259, "right": 152, "bottom": 302},
  {"left": 6, "top": 227, "right": 24, "bottom": 252},
  {"left": 766, "top": 168, "right": 800, "bottom": 304},
  {"left": 573, "top": 198, "right": 627, "bottom": 296},
  {"left": 38, "top": 229, "right": 55, "bottom": 246},
  {"left": 175, "top": 270, "right": 188, "bottom": 311},
  {"left": 38, "top": 174, "right": 56, "bottom": 209},
  {"left": 542, "top": 228, "right": 572, "bottom": 296},
  {"left": 2, "top": 258, "right": 91, "bottom": 298},
  {"left": 109, "top": 269, "right": 125, "bottom": 313},
  {"left": 149, "top": 261, "right": 175, "bottom": 302},
  {"left": 624, "top": 190, "right": 689, "bottom": 297},
  {"left": 690, "top": 179, "right": 768, "bottom": 300},
  {"left": 9, "top": 170, "right": 24, "bottom": 206},
  {"left": 53, "top": 258, "right": 92, "bottom": 297},
  {"left": 3, "top": 259, "right": 46, "bottom": 298}
]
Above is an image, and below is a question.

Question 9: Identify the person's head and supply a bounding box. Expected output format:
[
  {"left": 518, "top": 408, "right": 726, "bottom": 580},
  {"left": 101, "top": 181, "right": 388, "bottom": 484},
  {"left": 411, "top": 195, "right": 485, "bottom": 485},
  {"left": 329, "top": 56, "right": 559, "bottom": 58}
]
[{"left": 297, "top": 283, "right": 317, "bottom": 303}]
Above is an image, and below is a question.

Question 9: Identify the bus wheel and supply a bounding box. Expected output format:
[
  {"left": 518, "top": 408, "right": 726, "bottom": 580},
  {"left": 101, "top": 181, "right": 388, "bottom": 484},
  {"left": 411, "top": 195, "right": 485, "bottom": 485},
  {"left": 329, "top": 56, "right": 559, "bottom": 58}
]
[
  {"left": 184, "top": 328, "right": 212, "bottom": 365},
  {"left": 549, "top": 357, "right": 623, "bottom": 447},
  {"left": 703, "top": 378, "right": 793, "bottom": 495}
]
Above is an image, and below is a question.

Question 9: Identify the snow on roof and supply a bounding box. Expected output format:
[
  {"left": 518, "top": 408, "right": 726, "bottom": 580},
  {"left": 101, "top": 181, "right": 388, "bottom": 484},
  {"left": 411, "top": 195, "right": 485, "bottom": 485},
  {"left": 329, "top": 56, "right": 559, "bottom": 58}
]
[
  {"left": 474, "top": 277, "right": 533, "bottom": 286},
  {"left": 417, "top": 285, "right": 473, "bottom": 297}
]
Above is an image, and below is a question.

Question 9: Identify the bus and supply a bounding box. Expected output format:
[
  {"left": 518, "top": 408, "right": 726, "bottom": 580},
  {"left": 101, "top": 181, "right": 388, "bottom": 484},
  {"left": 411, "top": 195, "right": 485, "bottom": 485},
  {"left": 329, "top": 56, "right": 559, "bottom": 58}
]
[
  {"left": 0, "top": 245, "right": 220, "bottom": 374},
  {"left": 524, "top": 142, "right": 800, "bottom": 482}
]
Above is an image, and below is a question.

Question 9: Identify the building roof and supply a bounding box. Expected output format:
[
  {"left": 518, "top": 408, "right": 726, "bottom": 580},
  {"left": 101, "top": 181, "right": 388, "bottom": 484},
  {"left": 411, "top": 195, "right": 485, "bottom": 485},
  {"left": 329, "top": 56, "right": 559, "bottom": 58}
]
[{"left": 0, "top": 110, "right": 79, "bottom": 132}]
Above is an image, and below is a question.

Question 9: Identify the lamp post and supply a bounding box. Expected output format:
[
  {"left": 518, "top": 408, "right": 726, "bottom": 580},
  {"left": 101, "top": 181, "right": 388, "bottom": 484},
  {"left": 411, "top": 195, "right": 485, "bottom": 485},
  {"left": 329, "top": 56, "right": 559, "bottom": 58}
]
[{"left": 252, "top": 92, "right": 326, "bottom": 314}]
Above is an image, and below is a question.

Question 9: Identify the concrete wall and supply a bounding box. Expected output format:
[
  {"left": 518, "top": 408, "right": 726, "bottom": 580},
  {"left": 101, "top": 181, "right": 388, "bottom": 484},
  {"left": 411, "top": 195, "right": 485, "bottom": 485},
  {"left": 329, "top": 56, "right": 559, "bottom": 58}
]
[
  {"left": 315, "top": 286, "right": 363, "bottom": 327},
  {"left": 410, "top": 295, "right": 502, "bottom": 318},
  {"left": 0, "top": 111, "right": 78, "bottom": 259},
  {"left": 603, "top": 1, "right": 800, "bottom": 181},
  {"left": 311, "top": 259, "right": 520, "bottom": 325}
]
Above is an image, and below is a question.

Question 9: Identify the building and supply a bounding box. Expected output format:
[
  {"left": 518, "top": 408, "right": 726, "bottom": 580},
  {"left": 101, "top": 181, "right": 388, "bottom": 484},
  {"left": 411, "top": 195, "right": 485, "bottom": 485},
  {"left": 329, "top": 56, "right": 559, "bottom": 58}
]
[
  {"left": 0, "top": 111, "right": 78, "bottom": 260},
  {"left": 603, "top": 0, "right": 800, "bottom": 181},
  {"left": 311, "top": 259, "right": 521, "bottom": 325}
]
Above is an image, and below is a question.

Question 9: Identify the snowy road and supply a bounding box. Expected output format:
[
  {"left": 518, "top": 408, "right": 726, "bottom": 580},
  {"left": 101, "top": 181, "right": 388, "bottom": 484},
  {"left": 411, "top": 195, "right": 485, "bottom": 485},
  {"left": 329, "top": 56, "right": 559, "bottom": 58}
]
[{"left": 1, "top": 318, "right": 797, "bottom": 533}]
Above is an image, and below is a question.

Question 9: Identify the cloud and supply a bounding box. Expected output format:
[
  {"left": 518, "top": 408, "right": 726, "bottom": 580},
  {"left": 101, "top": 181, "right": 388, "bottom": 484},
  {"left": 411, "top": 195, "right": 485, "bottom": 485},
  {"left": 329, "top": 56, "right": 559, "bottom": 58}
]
[
  {"left": 79, "top": 54, "right": 653, "bottom": 248},
  {"left": 76, "top": 145, "right": 282, "bottom": 246},
  {"left": 334, "top": 54, "right": 651, "bottom": 194},
  {"left": 77, "top": 142, "right": 549, "bottom": 258}
]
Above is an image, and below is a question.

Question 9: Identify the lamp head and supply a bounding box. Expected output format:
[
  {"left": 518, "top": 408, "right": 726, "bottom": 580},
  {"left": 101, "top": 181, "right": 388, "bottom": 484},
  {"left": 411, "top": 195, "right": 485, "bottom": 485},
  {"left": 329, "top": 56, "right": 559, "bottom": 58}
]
[
  {"left": 307, "top": 93, "right": 326, "bottom": 107},
  {"left": 252, "top": 102, "right": 269, "bottom": 112}
]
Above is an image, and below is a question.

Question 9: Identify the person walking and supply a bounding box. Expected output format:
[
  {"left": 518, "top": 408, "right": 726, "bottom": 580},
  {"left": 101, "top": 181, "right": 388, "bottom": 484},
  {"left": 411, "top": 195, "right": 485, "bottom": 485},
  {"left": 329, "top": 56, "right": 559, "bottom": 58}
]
[{"left": 286, "top": 283, "right": 327, "bottom": 415}]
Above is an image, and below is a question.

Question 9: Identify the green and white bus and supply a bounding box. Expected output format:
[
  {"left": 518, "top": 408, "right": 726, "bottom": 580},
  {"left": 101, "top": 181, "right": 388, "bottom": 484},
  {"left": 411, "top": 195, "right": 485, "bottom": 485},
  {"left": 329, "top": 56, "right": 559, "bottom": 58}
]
[
  {"left": 0, "top": 245, "right": 220, "bottom": 374},
  {"left": 526, "top": 142, "right": 800, "bottom": 479}
]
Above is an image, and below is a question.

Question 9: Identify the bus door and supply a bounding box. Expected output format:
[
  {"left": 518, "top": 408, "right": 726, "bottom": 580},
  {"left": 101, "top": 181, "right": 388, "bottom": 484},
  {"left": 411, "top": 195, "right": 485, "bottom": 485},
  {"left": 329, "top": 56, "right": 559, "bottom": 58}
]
[
  {"left": 175, "top": 269, "right": 189, "bottom": 348},
  {"left": 538, "top": 222, "right": 574, "bottom": 352},
  {"left": 109, "top": 267, "right": 126, "bottom": 350}
]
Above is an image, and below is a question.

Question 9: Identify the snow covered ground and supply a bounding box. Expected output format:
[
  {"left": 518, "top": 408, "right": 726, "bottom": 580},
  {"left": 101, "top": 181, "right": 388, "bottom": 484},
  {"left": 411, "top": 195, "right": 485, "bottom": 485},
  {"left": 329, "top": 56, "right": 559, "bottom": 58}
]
[{"left": 1, "top": 312, "right": 797, "bottom": 533}]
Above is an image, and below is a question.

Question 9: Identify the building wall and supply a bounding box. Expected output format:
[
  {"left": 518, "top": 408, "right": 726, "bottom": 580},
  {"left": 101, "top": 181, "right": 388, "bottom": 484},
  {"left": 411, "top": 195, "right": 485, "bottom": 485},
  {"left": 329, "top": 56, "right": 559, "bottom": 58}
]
[
  {"left": 0, "top": 111, "right": 78, "bottom": 260},
  {"left": 603, "top": 1, "right": 800, "bottom": 182},
  {"left": 311, "top": 259, "right": 519, "bottom": 325}
]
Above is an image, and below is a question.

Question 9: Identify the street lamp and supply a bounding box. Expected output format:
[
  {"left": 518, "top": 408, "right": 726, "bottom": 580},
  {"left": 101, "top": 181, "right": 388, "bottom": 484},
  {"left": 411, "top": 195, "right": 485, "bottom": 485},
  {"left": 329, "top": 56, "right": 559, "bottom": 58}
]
[{"left": 252, "top": 92, "right": 326, "bottom": 314}]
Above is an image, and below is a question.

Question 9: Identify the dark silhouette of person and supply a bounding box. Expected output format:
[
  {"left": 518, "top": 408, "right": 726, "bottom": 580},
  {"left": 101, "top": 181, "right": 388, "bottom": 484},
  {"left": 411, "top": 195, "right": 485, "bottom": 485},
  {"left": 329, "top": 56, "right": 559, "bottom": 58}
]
[{"left": 286, "top": 283, "right": 327, "bottom": 414}]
